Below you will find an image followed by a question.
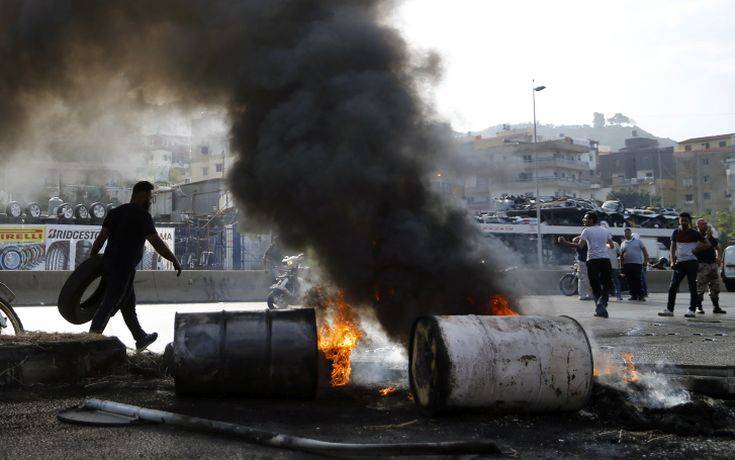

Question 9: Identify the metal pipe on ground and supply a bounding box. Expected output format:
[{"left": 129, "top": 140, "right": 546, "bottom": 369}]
[
  {"left": 409, "top": 315, "right": 594, "bottom": 414},
  {"left": 173, "top": 308, "right": 318, "bottom": 398},
  {"left": 75, "top": 399, "right": 503, "bottom": 456}
]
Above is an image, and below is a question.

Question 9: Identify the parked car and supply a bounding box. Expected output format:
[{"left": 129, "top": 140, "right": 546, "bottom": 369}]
[{"left": 722, "top": 245, "right": 735, "bottom": 292}]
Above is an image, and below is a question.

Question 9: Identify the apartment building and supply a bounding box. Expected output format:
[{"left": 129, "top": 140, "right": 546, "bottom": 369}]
[
  {"left": 456, "top": 130, "right": 596, "bottom": 210},
  {"left": 674, "top": 133, "right": 735, "bottom": 214},
  {"left": 598, "top": 135, "right": 675, "bottom": 206}
]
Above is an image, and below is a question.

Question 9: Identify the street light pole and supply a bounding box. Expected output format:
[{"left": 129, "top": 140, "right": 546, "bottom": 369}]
[{"left": 532, "top": 80, "right": 546, "bottom": 267}]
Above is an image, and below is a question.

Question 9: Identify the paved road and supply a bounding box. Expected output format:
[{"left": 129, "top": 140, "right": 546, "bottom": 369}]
[{"left": 14, "top": 292, "right": 735, "bottom": 366}]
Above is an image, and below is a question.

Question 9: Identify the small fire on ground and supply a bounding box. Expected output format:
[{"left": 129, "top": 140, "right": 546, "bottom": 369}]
[
  {"left": 489, "top": 294, "right": 519, "bottom": 316},
  {"left": 316, "top": 290, "right": 363, "bottom": 387},
  {"left": 379, "top": 386, "right": 397, "bottom": 397},
  {"left": 594, "top": 351, "right": 640, "bottom": 383}
]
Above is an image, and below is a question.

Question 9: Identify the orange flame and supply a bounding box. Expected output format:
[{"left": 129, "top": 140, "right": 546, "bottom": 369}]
[
  {"left": 379, "top": 386, "right": 397, "bottom": 397},
  {"left": 317, "top": 290, "right": 363, "bottom": 387},
  {"left": 593, "top": 352, "right": 639, "bottom": 383},
  {"left": 489, "top": 294, "right": 519, "bottom": 316},
  {"left": 621, "top": 352, "right": 640, "bottom": 383}
]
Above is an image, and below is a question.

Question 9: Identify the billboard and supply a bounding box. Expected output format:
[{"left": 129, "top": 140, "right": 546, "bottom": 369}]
[
  {"left": 0, "top": 224, "right": 175, "bottom": 271},
  {"left": 0, "top": 226, "right": 46, "bottom": 270}
]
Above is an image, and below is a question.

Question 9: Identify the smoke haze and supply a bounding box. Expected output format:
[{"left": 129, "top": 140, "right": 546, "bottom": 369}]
[{"left": 1, "top": 0, "right": 509, "bottom": 339}]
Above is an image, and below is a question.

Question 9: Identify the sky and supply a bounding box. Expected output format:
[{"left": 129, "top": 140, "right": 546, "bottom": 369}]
[{"left": 392, "top": 0, "right": 735, "bottom": 141}]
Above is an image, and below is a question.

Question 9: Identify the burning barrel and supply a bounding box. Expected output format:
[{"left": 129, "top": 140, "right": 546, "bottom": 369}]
[
  {"left": 409, "top": 315, "right": 593, "bottom": 413},
  {"left": 173, "top": 308, "right": 318, "bottom": 398}
]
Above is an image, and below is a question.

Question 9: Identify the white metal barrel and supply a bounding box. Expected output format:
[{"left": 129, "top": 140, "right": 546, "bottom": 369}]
[{"left": 409, "top": 315, "right": 593, "bottom": 413}]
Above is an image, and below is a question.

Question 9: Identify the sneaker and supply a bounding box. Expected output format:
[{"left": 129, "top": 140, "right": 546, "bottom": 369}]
[
  {"left": 627, "top": 296, "right": 637, "bottom": 301},
  {"left": 638, "top": 297, "right": 646, "bottom": 302},
  {"left": 713, "top": 307, "right": 727, "bottom": 314},
  {"left": 594, "top": 306, "right": 609, "bottom": 318},
  {"left": 684, "top": 310, "right": 696, "bottom": 318},
  {"left": 579, "top": 296, "right": 593, "bottom": 301},
  {"left": 135, "top": 332, "right": 158, "bottom": 352},
  {"left": 697, "top": 308, "right": 705, "bottom": 315},
  {"left": 658, "top": 309, "right": 674, "bottom": 317}
]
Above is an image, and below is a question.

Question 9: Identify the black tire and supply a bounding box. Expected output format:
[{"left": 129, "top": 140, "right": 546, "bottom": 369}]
[
  {"left": 559, "top": 273, "right": 578, "bottom": 296},
  {"left": 57, "top": 203, "right": 74, "bottom": 220},
  {"left": 58, "top": 254, "right": 106, "bottom": 324},
  {"left": 5, "top": 201, "right": 22, "bottom": 220},
  {"left": 46, "top": 240, "right": 70, "bottom": 270},
  {"left": 0, "top": 298, "right": 23, "bottom": 335},
  {"left": 726, "top": 279, "right": 735, "bottom": 292},
  {"left": 89, "top": 202, "right": 107, "bottom": 221},
  {"left": 74, "top": 204, "right": 89, "bottom": 220},
  {"left": 267, "top": 290, "right": 287, "bottom": 309}
]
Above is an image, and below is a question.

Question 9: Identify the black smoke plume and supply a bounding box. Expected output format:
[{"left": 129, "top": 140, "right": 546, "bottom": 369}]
[{"left": 0, "top": 0, "right": 509, "bottom": 339}]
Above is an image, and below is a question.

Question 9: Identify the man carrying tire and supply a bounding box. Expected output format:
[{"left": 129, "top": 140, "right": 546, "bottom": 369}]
[{"left": 88, "top": 181, "right": 182, "bottom": 351}]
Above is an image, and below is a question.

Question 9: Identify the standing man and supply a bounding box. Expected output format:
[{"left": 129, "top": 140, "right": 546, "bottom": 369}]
[
  {"left": 620, "top": 228, "right": 649, "bottom": 301},
  {"left": 659, "top": 212, "right": 710, "bottom": 318},
  {"left": 88, "top": 181, "right": 183, "bottom": 350},
  {"left": 578, "top": 212, "right": 615, "bottom": 318},
  {"left": 695, "top": 218, "right": 726, "bottom": 314},
  {"left": 607, "top": 232, "right": 623, "bottom": 301},
  {"left": 557, "top": 215, "right": 592, "bottom": 301}
]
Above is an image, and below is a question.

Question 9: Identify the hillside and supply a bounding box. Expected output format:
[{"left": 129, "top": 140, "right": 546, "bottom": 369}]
[{"left": 470, "top": 123, "right": 676, "bottom": 150}]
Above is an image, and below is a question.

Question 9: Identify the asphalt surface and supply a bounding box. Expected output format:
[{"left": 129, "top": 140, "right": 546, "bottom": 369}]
[{"left": 3, "top": 294, "right": 735, "bottom": 458}]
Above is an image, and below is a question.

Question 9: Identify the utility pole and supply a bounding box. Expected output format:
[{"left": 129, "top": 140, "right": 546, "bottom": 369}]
[{"left": 532, "top": 80, "right": 546, "bottom": 267}]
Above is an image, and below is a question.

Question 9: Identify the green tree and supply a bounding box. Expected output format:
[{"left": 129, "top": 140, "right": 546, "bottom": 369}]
[
  {"left": 606, "top": 190, "right": 661, "bottom": 209},
  {"left": 700, "top": 210, "right": 735, "bottom": 245}
]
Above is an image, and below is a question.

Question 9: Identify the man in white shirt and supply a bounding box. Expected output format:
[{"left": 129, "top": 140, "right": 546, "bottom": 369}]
[{"left": 578, "top": 212, "right": 615, "bottom": 318}]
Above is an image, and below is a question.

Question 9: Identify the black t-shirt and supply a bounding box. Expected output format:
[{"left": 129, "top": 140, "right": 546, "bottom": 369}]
[
  {"left": 102, "top": 203, "right": 156, "bottom": 270},
  {"left": 696, "top": 235, "right": 719, "bottom": 264}
]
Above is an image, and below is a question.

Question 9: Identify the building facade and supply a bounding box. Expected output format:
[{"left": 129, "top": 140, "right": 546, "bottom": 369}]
[
  {"left": 598, "top": 136, "right": 675, "bottom": 207},
  {"left": 674, "top": 133, "right": 735, "bottom": 214},
  {"left": 456, "top": 131, "right": 596, "bottom": 210}
]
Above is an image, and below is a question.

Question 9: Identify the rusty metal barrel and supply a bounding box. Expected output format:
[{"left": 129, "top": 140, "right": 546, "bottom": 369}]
[
  {"left": 173, "top": 308, "right": 318, "bottom": 398},
  {"left": 409, "top": 315, "right": 593, "bottom": 413}
]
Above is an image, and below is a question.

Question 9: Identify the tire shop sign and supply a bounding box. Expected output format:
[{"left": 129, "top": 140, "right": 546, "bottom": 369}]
[{"left": 0, "top": 224, "right": 175, "bottom": 271}]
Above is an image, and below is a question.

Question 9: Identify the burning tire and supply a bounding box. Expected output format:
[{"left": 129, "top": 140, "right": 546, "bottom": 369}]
[{"left": 58, "top": 254, "right": 106, "bottom": 324}]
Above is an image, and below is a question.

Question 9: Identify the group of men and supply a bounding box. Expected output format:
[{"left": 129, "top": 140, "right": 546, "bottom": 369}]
[{"left": 559, "top": 211, "right": 726, "bottom": 319}]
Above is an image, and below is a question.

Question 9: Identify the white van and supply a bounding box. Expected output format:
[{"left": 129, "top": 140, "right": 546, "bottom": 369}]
[{"left": 722, "top": 245, "right": 735, "bottom": 291}]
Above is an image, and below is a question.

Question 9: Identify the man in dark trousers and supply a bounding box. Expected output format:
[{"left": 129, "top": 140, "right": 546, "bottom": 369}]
[
  {"left": 88, "top": 181, "right": 182, "bottom": 351},
  {"left": 659, "top": 212, "right": 710, "bottom": 318},
  {"left": 695, "top": 218, "right": 726, "bottom": 314},
  {"left": 620, "top": 228, "right": 649, "bottom": 301}
]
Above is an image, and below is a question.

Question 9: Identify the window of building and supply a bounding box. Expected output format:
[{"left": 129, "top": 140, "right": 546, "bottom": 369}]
[
  {"left": 522, "top": 155, "right": 532, "bottom": 162},
  {"left": 704, "top": 192, "right": 711, "bottom": 200},
  {"left": 685, "top": 194, "right": 693, "bottom": 202},
  {"left": 518, "top": 173, "right": 529, "bottom": 180},
  {"left": 201, "top": 146, "right": 209, "bottom": 155},
  {"left": 704, "top": 175, "right": 710, "bottom": 183},
  {"left": 645, "top": 172, "right": 653, "bottom": 178},
  {"left": 216, "top": 163, "right": 224, "bottom": 173},
  {"left": 702, "top": 158, "right": 709, "bottom": 165},
  {"left": 720, "top": 141, "right": 727, "bottom": 148},
  {"left": 202, "top": 167, "right": 209, "bottom": 176},
  {"left": 685, "top": 145, "right": 692, "bottom": 152},
  {"left": 703, "top": 143, "right": 710, "bottom": 149},
  {"left": 682, "top": 178, "right": 693, "bottom": 187}
]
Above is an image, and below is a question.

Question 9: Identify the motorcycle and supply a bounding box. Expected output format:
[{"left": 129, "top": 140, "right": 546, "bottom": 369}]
[
  {"left": 0, "top": 280, "right": 24, "bottom": 335},
  {"left": 266, "top": 254, "right": 305, "bottom": 309}
]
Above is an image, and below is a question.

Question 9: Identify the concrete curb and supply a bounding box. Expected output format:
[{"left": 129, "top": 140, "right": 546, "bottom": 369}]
[
  {"left": 0, "top": 336, "right": 126, "bottom": 387},
  {"left": 2, "top": 270, "right": 273, "bottom": 306}
]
